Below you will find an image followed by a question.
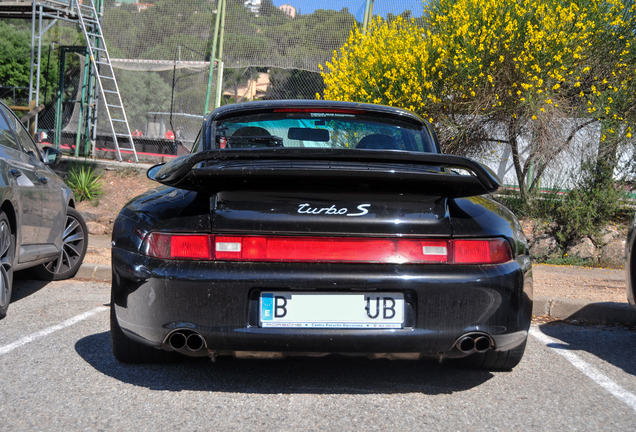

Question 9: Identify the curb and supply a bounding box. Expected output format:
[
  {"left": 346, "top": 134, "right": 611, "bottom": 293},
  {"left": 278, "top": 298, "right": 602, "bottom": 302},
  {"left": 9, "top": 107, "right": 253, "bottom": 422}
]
[
  {"left": 77, "top": 264, "right": 636, "bottom": 325},
  {"left": 77, "top": 263, "right": 112, "bottom": 282},
  {"left": 533, "top": 295, "right": 636, "bottom": 325}
]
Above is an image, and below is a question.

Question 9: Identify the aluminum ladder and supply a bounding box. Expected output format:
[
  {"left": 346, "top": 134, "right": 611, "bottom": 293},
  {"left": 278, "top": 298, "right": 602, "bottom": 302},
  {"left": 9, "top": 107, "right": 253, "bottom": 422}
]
[{"left": 75, "top": 0, "right": 138, "bottom": 162}]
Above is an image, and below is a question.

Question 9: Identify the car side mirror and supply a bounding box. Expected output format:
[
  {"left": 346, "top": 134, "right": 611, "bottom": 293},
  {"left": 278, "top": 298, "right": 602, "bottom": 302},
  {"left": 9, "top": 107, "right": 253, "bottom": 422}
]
[
  {"left": 147, "top": 163, "right": 166, "bottom": 181},
  {"left": 41, "top": 146, "right": 62, "bottom": 165}
]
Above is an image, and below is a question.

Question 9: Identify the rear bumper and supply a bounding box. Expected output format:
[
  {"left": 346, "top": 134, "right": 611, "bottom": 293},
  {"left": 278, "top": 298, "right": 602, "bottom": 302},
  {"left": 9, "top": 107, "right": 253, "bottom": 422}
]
[{"left": 112, "top": 248, "right": 532, "bottom": 357}]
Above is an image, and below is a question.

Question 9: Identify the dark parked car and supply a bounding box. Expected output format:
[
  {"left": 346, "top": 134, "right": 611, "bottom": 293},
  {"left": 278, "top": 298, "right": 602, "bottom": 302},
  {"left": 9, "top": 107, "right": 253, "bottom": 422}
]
[
  {"left": 111, "top": 100, "right": 532, "bottom": 370},
  {"left": 0, "top": 101, "right": 88, "bottom": 319},
  {"left": 626, "top": 218, "right": 636, "bottom": 308}
]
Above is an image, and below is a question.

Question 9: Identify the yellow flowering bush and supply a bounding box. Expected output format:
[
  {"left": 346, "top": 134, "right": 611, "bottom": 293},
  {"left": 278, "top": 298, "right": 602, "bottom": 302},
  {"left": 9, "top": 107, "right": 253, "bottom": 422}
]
[{"left": 321, "top": 0, "right": 636, "bottom": 200}]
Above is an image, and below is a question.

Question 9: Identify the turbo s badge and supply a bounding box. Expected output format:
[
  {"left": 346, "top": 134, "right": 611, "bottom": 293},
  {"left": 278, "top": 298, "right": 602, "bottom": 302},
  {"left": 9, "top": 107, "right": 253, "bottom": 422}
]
[{"left": 297, "top": 203, "right": 370, "bottom": 217}]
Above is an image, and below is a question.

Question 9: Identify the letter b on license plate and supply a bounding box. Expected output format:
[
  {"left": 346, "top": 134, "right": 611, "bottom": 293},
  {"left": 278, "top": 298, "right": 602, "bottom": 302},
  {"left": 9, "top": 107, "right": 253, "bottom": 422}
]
[{"left": 259, "top": 292, "right": 404, "bottom": 328}]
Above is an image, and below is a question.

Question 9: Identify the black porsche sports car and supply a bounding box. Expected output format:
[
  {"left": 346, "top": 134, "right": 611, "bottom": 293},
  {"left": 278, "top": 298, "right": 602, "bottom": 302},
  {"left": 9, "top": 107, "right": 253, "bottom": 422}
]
[
  {"left": 0, "top": 101, "right": 88, "bottom": 319},
  {"left": 111, "top": 100, "right": 532, "bottom": 370}
]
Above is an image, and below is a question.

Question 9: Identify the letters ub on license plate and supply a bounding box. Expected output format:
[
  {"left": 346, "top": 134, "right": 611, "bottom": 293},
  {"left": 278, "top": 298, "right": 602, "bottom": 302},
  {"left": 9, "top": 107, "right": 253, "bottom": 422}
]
[{"left": 259, "top": 292, "right": 404, "bottom": 329}]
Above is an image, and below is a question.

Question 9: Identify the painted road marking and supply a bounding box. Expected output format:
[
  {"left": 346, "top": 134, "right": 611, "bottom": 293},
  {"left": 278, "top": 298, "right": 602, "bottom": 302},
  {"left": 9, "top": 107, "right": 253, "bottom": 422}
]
[
  {"left": 530, "top": 327, "right": 636, "bottom": 413},
  {"left": 0, "top": 306, "right": 108, "bottom": 357}
]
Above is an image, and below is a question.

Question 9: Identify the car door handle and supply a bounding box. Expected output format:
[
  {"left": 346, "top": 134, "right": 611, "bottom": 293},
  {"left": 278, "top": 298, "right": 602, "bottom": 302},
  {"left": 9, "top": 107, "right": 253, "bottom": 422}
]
[
  {"left": 38, "top": 176, "right": 49, "bottom": 184},
  {"left": 9, "top": 169, "right": 22, "bottom": 178}
]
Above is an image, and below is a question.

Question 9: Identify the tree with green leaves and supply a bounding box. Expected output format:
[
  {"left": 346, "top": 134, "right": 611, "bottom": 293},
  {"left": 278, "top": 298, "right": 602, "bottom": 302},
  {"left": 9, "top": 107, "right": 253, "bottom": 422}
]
[
  {"left": 263, "top": 69, "right": 324, "bottom": 100},
  {"left": 0, "top": 20, "right": 83, "bottom": 114},
  {"left": 0, "top": 21, "right": 31, "bottom": 91},
  {"left": 322, "top": 0, "right": 636, "bottom": 203}
]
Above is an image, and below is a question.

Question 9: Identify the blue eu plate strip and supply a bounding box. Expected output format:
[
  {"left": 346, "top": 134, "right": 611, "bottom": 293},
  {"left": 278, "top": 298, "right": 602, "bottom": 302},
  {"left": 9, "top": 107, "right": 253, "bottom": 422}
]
[{"left": 261, "top": 293, "right": 273, "bottom": 321}]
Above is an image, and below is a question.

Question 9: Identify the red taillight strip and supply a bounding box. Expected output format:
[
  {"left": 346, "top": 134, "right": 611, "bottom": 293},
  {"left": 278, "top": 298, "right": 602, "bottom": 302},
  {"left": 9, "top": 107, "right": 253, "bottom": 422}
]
[
  {"left": 453, "top": 239, "right": 512, "bottom": 264},
  {"left": 215, "top": 236, "right": 447, "bottom": 263},
  {"left": 143, "top": 234, "right": 512, "bottom": 264},
  {"left": 145, "top": 233, "right": 212, "bottom": 260}
]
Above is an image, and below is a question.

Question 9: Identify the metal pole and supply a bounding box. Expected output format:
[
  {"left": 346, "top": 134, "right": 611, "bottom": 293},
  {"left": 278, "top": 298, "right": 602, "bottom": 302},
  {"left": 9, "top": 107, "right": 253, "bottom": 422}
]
[
  {"left": 89, "top": 0, "right": 104, "bottom": 156},
  {"left": 33, "top": 7, "right": 44, "bottom": 134},
  {"left": 215, "top": 62, "right": 224, "bottom": 109},
  {"left": 204, "top": 0, "right": 223, "bottom": 115},
  {"left": 362, "top": 0, "right": 372, "bottom": 33},
  {"left": 28, "top": 1, "right": 37, "bottom": 134},
  {"left": 54, "top": 48, "right": 66, "bottom": 149},
  {"left": 75, "top": 53, "right": 90, "bottom": 157},
  {"left": 85, "top": 0, "right": 102, "bottom": 157},
  {"left": 84, "top": 55, "right": 94, "bottom": 157},
  {"left": 214, "top": 0, "right": 227, "bottom": 109}
]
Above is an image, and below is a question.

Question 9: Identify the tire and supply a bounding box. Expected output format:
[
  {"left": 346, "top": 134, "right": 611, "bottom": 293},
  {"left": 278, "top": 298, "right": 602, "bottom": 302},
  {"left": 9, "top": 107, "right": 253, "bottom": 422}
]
[
  {"left": 33, "top": 207, "right": 88, "bottom": 281},
  {"left": 0, "top": 212, "right": 14, "bottom": 320},
  {"left": 110, "top": 305, "right": 180, "bottom": 363},
  {"left": 449, "top": 338, "right": 527, "bottom": 371}
]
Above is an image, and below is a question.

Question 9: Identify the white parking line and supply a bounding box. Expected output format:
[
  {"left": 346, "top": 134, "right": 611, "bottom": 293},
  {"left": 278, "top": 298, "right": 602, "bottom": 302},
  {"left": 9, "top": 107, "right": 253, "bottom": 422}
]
[
  {"left": 530, "top": 327, "right": 636, "bottom": 413},
  {"left": 0, "top": 306, "right": 108, "bottom": 357}
]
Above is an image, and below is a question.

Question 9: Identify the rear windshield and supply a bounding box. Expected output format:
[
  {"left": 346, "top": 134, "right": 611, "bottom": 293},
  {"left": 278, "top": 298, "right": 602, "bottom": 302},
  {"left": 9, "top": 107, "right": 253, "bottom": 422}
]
[{"left": 213, "top": 111, "right": 437, "bottom": 153}]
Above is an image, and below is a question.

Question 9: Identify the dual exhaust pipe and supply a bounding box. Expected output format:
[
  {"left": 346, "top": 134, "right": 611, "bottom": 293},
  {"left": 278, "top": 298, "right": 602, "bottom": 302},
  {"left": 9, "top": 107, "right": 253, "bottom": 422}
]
[
  {"left": 454, "top": 332, "right": 493, "bottom": 354},
  {"left": 165, "top": 329, "right": 208, "bottom": 356}
]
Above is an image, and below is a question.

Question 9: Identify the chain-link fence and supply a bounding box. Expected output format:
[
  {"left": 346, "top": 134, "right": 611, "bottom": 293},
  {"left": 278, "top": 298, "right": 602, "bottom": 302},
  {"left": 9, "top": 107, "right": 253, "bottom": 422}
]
[{"left": 95, "top": 0, "right": 424, "bottom": 159}]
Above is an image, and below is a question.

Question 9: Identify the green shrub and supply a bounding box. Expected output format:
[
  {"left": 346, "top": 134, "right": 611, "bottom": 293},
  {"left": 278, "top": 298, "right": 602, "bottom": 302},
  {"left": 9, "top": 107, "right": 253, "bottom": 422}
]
[
  {"left": 495, "top": 193, "right": 531, "bottom": 218},
  {"left": 66, "top": 163, "right": 103, "bottom": 202},
  {"left": 543, "top": 255, "right": 589, "bottom": 267},
  {"left": 495, "top": 160, "right": 633, "bottom": 263},
  {"left": 495, "top": 188, "right": 565, "bottom": 221},
  {"left": 554, "top": 161, "right": 628, "bottom": 244}
]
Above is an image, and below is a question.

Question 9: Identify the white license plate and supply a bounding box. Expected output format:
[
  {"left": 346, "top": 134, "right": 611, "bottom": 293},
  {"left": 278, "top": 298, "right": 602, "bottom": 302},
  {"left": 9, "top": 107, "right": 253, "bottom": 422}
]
[{"left": 259, "top": 292, "right": 404, "bottom": 329}]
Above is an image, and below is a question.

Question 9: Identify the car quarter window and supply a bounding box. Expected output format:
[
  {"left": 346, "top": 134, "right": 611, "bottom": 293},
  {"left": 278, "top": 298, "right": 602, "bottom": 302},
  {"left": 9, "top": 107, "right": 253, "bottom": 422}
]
[{"left": 0, "top": 107, "right": 21, "bottom": 151}]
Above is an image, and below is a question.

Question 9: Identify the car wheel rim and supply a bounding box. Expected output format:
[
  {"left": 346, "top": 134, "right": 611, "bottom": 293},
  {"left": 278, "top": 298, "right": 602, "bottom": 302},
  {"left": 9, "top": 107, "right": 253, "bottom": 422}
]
[
  {"left": 0, "top": 221, "right": 12, "bottom": 308},
  {"left": 45, "top": 213, "right": 85, "bottom": 275}
]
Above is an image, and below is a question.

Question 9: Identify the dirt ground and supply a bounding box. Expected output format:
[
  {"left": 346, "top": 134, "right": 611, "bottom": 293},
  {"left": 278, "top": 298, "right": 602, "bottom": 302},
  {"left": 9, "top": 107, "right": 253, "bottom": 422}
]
[
  {"left": 533, "top": 264, "right": 626, "bottom": 303},
  {"left": 79, "top": 169, "right": 630, "bottom": 305}
]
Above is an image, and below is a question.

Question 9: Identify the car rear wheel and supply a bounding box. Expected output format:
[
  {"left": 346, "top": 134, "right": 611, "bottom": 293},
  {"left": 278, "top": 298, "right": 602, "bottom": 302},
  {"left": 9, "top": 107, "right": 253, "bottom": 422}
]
[
  {"left": 110, "top": 306, "right": 180, "bottom": 363},
  {"left": 0, "top": 212, "right": 14, "bottom": 319},
  {"left": 33, "top": 207, "right": 87, "bottom": 281},
  {"left": 450, "top": 338, "right": 527, "bottom": 371}
]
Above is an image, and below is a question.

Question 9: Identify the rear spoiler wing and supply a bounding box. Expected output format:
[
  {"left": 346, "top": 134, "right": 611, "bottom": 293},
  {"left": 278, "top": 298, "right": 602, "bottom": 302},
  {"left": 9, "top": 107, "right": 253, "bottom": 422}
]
[{"left": 150, "top": 149, "right": 500, "bottom": 198}]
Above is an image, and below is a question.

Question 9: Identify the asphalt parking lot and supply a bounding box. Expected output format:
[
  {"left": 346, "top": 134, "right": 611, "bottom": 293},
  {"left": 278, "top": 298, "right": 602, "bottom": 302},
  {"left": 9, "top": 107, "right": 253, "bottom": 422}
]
[{"left": 1, "top": 277, "right": 636, "bottom": 430}]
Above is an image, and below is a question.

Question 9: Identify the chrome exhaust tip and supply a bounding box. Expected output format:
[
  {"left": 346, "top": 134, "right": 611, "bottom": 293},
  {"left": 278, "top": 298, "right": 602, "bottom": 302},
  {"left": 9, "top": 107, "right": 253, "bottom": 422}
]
[
  {"left": 186, "top": 333, "right": 205, "bottom": 351},
  {"left": 474, "top": 336, "right": 491, "bottom": 353},
  {"left": 169, "top": 332, "right": 187, "bottom": 350},
  {"left": 457, "top": 336, "right": 476, "bottom": 353}
]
